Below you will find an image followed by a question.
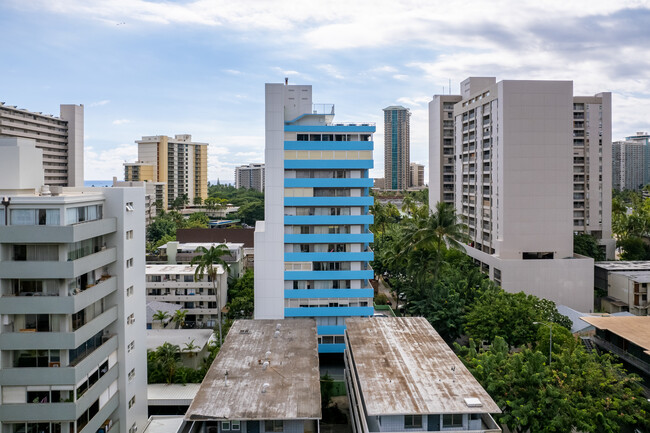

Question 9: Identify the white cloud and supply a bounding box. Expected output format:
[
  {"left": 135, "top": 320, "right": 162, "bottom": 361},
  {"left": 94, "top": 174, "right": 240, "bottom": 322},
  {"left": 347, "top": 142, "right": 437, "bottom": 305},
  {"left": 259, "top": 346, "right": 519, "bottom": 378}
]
[
  {"left": 112, "top": 119, "right": 131, "bottom": 125},
  {"left": 84, "top": 143, "right": 137, "bottom": 180},
  {"left": 396, "top": 96, "right": 430, "bottom": 107},
  {"left": 224, "top": 69, "right": 241, "bottom": 75},
  {"left": 88, "top": 99, "right": 110, "bottom": 107},
  {"left": 317, "top": 64, "right": 344, "bottom": 80},
  {"left": 392, "top": 74, "right": 409, "bottom": 81}
]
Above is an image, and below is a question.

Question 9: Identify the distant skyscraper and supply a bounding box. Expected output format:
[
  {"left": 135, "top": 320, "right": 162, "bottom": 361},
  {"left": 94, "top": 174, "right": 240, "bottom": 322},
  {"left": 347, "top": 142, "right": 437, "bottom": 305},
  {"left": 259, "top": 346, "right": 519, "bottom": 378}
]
[
  {"left": 613, "top": 140, "right": 645, "bottom": 191},
  {"left": 124, "top": 134, "right": 208, "bottom": 209},
  {"left": 0, "top": 138, "right": 148, "bottom": 433},
  {"left": 235, "top": 163, "right": 265, "bottom": 192},
  {"left": 383, "top": 106, "right": 410, "bottom": 190},
  {"left": 255, "top": 83, "right": 375, "bottom": 353},
  {"left": 0, "top": 101, "right": 84, "bottom": 187},
  {"left": 429, "top": 77, "right": 613, "bottom": 312},
  {"left": 409, "top": 162, "right": 425, "bottom": 188}
]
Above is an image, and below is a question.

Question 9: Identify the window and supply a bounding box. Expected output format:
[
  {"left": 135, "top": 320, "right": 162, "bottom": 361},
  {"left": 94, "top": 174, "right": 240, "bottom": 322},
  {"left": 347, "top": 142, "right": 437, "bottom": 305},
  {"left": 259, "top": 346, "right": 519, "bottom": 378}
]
[
  {"left": 443, "top": 414, "right": 463, "bottom": 428},
  {"left": 127, "top": 286, "right": 134, "bottom": 297},
  {"left": 128, "top": 395, "right": 136, "bottom": 409},
  {"left": 126, "top": 230, "right": 134, "bottom": 240},
  {"left": 126, "top": 258, "right": 134, "bottom": 268},
  {"left": 126, "top": 202, "right": 134, "bottom": 212},
  {"left": 222, "top": 421, "right": 231, "bottom": 431},
  {"left": 232, "top": 421, "right": 241, "bottom": 431},
  {"left": 127, "top": 314, "right": 135, "bottom": 325},
  {"left": 265, "top": 421, "right": 283, "bottom": 432},
  {"left": 128, "top": 341, "right": 135, "bottom": 352},
  {"left": 404, "top": 415, "right": 422, "bottom": 429},
  {"left": 128, "top": 368, "right": 135, "bottom": 381}
]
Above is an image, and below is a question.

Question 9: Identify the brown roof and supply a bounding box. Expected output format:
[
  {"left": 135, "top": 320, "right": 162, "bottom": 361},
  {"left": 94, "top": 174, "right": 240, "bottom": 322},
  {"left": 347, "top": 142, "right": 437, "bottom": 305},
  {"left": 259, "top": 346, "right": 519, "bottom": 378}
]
[
  {"left": 177, "top": 228, "right": 255, "bottom": 247},
  {"left": 581, "top": 316, "right": 650, "bottom": 354},
  {"left": 345, "top": 317, "right": 500, "bottom": 416},
  {"left": 185, "top": 319, "right": 321, "bottom": 421}
]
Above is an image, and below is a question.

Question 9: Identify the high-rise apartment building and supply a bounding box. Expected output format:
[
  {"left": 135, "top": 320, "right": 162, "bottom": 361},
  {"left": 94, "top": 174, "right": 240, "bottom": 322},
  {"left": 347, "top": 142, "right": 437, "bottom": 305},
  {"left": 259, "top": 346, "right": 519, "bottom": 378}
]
[
  {"left": 0, "top": 101, "right": 84, "bottom": 187},
  {"left": 0, "top": 138, "right": 147, "bottom": 433},
  {"left": 429, "top": 77, "right": 611, "bottom": 312},
  {"left": 383, "top": 106, "right": 410, "bottom": 190},
  {"left": 124, "top": 134, "right": 208, "bottom": 209},
  {"left": 235, "top": 163, "right": 265, "bottom": 192},
  {"left": 409, "top": 162, "right": 425, "bottom": 188},
  {"left": 612, "top": 140, "right": 645, "bottom": 191},
  {"left": 255, "top": 83, "right": 375, "bottom": 353}
]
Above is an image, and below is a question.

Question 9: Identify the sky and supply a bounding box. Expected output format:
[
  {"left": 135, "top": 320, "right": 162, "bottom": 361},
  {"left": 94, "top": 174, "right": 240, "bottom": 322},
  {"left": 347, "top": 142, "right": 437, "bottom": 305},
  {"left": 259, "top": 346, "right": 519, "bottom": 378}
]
[{"left": 2, "top": 0, "right": 650, "bottom": 183}]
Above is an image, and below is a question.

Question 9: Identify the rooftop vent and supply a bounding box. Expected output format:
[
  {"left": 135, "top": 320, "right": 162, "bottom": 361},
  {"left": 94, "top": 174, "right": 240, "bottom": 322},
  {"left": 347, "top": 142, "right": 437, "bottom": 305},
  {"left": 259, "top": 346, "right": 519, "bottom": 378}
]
[
  {"left": 464, "top": 397, "right": 482, "bottom": 407},
  {"left": 274, "top": 330, "right": 280, "bottom": 338},
  {"left": 262, "top": 361, "right": 269, "bottom": 370},
  {"left": 240, "top": 329, "right": 249, "bottom": 334},
  {"left": 262, "top": 383, "right": 270, "bottom": 393},
  {"left": 265, "top": 351, "right": 271, "bottom": 360}
]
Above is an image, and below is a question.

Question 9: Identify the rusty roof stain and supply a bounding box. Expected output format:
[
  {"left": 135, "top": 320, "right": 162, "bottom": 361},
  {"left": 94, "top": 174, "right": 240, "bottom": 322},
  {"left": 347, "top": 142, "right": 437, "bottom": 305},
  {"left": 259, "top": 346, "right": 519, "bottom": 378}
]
[
  {"left": 345, "top": 317, "right": 500, "bottom": 415},
  {"left": 185, "top": 319, "right": 321, "bottom": 421},
  {"left": 581, "top": 315, "right": 650, "bottom": 355}
]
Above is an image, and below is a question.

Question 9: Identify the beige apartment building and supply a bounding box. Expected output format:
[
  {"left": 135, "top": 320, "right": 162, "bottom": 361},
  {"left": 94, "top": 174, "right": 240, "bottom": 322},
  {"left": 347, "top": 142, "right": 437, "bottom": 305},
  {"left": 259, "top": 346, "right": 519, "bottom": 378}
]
[
  {"left": 124, "top": 134, "right": 208, "bottom": 209},
  {"left": 409, "top": 162, "right": 425, "bottom": 188},
  {"left": 0, "top": 101, "right": 84, "bottom": 187},
  {"left": 429, "top": 77, "right": 613, "bottom": 312},
  {"left": 235, "top": 163, "right": 265, "bottom": 192}
]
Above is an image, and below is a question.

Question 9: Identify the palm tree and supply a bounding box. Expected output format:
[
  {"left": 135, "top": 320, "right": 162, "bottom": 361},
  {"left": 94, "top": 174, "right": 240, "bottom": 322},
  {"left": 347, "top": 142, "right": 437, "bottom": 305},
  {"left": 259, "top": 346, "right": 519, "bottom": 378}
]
[
  {"left": 402, "top": 201, "right": 469, "bottom": 280},
  {"left": 152, "top": 310, "right": 171, "bottom": 328},
  {"left": 154, "top": 342, "right": 180, "bottom": 384},
  {"left": 182, "top": 339, "right": 199, "bottom": 357},
  {"left": 191, "top": 245, "right": 231, "bottom": 345},
  {"left": 172, "top": 309, "right": 188, "bottom": 329}
]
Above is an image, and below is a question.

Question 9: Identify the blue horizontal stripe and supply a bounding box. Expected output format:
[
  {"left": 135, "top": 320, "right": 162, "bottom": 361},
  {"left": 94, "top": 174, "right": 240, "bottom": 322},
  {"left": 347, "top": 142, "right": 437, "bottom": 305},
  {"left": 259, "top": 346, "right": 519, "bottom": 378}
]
[
  {"left": 284, "top": 289, "right": 375, "bottom": 298},
  {"left": 285, "top": 125, "right": 376, "bottom": 132},
  {"left": 284, "top": 178, "right": 374, "bottom": 188},
  {"left": 318, "top": 325, "right": 346, "bottom": 336},
  {"left": 284, "top": 215, "right": 374, "bottom": 225},
  {"left": 318, "top": 344, "right": 346, "bottom": 354},
  {"left": 285, "top": 160, "right": 373, "bottom": 169},
  {"left": 284, "top": 197, "right": 374, "bottom": 206},
  {"left": 285, "top": 270, "right": 374, "bottom": 280},
  {"left": 284, "top": 141, "right": 374, "bottom": 151},
  {"left": 284, "top": 252, "right": 374, "bottom": 262},
  {"left": 285, "top": 306, "right": 374, "bottom": 317},
  {"left": 285, "top": 233, "right": 374, "bottom": 243}
]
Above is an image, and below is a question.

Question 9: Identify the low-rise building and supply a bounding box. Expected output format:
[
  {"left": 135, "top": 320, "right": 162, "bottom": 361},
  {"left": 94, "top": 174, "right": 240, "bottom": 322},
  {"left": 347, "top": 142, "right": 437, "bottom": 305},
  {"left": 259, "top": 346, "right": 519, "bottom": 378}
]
[
  {"left": 180, "top": 319, "right": 321, "bottom": 433},
  {"left": 581, "top": 316, "right": 650, "bottom": 377},
  {"left": 595, "top": 261, "right": 650, "bottom": 315},
  {"left": 147, "top": 329, "right": 214, "bottom": 369},
  {"left": 146, "top": 264, "right": 228, "bottom": 329},
  {"left": 158, "top": 242, "right": 245, "bottom": 279},
  {"left": 345, "top": 317, "right": 501, "bottom": 433}
]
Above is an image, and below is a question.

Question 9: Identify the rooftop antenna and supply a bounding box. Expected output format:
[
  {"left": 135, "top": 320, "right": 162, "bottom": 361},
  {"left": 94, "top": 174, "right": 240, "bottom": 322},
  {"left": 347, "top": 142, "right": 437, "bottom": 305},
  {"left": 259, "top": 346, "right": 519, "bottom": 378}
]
[
  {"left": 449, "top": 79, "right": 451, "bottom": 95},
  {"left": 451, "top": 366, "right": 456, "bottom": 382},
  {"left": 224, "top": 370, "right": 229, "bottom": 386},
  {"left": 285, "top": 77, "right": 288, "bottom": 85}
]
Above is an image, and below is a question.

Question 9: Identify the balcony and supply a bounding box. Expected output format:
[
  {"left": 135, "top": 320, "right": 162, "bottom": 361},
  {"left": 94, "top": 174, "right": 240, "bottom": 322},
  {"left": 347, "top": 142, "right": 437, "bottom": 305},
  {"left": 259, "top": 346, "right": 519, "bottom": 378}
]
[
  {"left": 0, "top": 307, "right": 118, "bottom": 350},
  {"left": 0, "top": 276, "right": 117, "bottom": 315},
  {"left": 0, "top": 247, "right": 117, "bottom": 279},
  {"left": 0, "top": 218, "right": 116, "bottom": 244}
]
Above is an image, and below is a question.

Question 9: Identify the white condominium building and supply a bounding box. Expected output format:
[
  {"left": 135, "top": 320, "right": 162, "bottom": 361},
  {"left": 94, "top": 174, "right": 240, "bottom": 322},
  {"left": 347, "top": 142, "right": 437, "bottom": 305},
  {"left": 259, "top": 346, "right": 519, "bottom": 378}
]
[
  {"left": 429, "top": 78, "right": 611, "bottom": 311},
  {"left": 255, "top": 83, "right": 375, "bottom": 354},
  {"left": 235, "top": 163, "right": 265, "bottom": 192},
  {"left": 0, "top": 101, "right": 84, "bottom": 187},
  {"left": 0, "top": 138, "right": 147, "bottom": 433}
]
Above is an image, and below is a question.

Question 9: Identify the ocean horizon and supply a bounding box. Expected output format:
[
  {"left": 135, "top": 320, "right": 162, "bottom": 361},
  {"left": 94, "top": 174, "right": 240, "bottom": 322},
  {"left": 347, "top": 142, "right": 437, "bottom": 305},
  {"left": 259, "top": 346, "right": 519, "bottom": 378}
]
[{"left": 84, "top": 180, "right": 113, "bottom": 187}]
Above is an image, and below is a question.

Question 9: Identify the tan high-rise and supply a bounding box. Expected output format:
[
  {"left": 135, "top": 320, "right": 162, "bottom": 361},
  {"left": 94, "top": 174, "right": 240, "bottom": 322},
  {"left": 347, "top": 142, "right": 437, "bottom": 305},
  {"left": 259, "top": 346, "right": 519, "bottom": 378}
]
[
  {"left": 0, "top": 101, "right": 83, "bottom": 187},
  {"left": 124, "top": 134, "right": 208, "bottom": 209}
]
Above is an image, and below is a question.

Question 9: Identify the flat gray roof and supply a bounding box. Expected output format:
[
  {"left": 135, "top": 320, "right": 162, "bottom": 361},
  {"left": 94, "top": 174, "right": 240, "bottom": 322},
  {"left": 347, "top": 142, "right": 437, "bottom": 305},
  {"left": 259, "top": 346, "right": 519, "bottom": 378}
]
[
  {"left": 147, "top": 329, "right": 214, "bottom": 352},
  {"left": 346, "top": 317, "right": 500, "bottom": 416},
  {"left": 596, "top": 261, "right": 650, "bottom": 271},
  {"left": 185, "top": 319, "right": 321, "bottom": 421},
  {"left": 148, "top": 384, "right": 201, "bottom": 406}
]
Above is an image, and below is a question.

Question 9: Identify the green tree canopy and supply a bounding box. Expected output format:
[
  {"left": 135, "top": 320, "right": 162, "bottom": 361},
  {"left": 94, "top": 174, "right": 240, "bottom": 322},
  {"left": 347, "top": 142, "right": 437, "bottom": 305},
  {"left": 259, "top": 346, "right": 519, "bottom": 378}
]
[{"left": 573, "top": 233, "right": 605, "bottom": 261}]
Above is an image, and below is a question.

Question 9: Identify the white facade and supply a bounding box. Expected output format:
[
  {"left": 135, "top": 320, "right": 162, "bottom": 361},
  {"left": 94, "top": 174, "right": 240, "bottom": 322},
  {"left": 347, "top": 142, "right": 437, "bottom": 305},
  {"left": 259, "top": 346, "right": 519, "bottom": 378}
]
[
  {"left": 429, "top": 78, "right": 600, "bottom": 312},
  {"left": 255, "top": 83, "right": 376, "bottom": 353},
  {"left": 145, "top": 264, "right": 227, "bottom": 329},
  {"left": 0, "top": 138, "right": 147, "bottom": 433},
  {"left": 0, "top": 101, "right": 84, "bottom": 187}
]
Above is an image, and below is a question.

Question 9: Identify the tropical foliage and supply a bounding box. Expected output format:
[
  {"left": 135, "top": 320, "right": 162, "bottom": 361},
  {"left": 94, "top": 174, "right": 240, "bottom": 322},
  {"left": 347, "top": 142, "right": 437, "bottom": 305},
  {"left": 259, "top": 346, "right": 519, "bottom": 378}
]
[
  {"left": 191, "top": 245, "right": 231, "bottom": 345},
  {"left": 226, "top": 268, "right": 254, "bottom": 319},
  {"left": 147, "top": 341, "right": 221, "bottom": 384},
  {"left": 612, "top": 189, "right": 650, "bottom": 259}
]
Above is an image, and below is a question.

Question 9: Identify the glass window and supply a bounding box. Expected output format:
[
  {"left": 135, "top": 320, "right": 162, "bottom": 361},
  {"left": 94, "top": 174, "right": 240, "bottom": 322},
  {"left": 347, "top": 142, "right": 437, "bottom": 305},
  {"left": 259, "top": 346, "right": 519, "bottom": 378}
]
[
  {"left": 11, "top": 209, "right": 35, "bottom": 225},
  {"left": 232, "top": 421, "right": 240, "bottom": 431},
  {"left": 264, "top": 421, "right": 283, "bottom": 432},
  {"left": 404, "top": 415, "right": 422, "bottom": 429},
  {"left": 222, "top": 421, "right": 231, "bottom": 431},
  {"left": 442, "top": 414, "right": 463, "bottom": 428}
]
